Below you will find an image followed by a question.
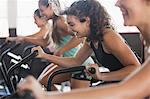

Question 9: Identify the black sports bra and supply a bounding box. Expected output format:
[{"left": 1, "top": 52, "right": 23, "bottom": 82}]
[{"left": 90, "top": 41, "right": 124, "bottom": 71}]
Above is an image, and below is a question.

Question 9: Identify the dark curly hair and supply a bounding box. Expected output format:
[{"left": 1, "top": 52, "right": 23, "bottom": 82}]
[{"left": 63, "top": 0, "right": 113, "bottom": 42}]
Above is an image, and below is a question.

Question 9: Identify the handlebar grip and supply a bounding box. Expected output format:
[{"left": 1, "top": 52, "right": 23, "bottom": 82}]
[
  {"left": 88, "top": 67, "right": 96, "bottom": 74},
  {"left": 19, "top": 90, "right": 34, "bottom": 99}
]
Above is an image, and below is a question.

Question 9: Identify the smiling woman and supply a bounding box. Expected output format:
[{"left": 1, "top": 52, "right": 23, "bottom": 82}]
[{"left": 31, "top": 0, "right": 141, "bottom": 84}]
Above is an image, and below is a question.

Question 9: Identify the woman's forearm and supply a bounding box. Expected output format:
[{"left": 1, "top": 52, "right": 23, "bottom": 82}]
[
  {"left": 24, "top": 36, "right": 49, "bottom": 47},
  {"left": 43, "top": 53, "right": 81, "bottom": 67},
  {"left": 100, "top": 64, "right": 140, "bottom": 81},
  {"left": 45, "top": 83, "right": 137, "bottom": 99},
  {"left": 59, "top": 36, "right": 82, "bottom": 53},
  {"left": 24, "top": 27, "right": 50, "bottom": 47}
]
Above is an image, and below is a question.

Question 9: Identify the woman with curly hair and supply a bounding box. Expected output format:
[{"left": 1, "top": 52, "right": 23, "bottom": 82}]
[{"left": 33, "top": 0, "right": 140, "bottom": 83}]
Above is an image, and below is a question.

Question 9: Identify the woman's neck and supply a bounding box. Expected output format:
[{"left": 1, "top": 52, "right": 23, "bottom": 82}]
[
  {"left": 138, "top": 24, "right": 150, "bottom": 46},
  {"left": 40, "top": 25, "right": 45, "bottom": 29},
  {"left": 52, "top": 14, "right": 59, "bottom": 20}
]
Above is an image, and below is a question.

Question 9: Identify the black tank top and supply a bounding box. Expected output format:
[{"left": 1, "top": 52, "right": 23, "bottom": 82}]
[{"left": 90, "top": 41, "right": 124, "bottom": 71}]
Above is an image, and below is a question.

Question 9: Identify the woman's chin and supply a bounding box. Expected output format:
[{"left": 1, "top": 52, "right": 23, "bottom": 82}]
[
  {"left": 123, "top": 16, "right": 135, "bottom": 26},
  {"left": 123, "top": 18, "right": 131, "bottom": 26},
  {"left": 124, "top": 21, "right": 134, "bottom": 26}
]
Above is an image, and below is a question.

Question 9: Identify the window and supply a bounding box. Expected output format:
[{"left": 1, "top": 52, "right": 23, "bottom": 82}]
[
  {"left": 0, "top": 0, "right": 9, "bottom": 37},
  {"left": 17, "top": 0, "right": 39, "bottom": 36},
  {"left": 16, "top": 0, "right": 76, "bottom": 36}
]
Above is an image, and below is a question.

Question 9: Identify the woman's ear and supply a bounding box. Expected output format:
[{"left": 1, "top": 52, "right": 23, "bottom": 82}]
[{"left": 85, "top": 17, "right": 90, "bottom": 26}]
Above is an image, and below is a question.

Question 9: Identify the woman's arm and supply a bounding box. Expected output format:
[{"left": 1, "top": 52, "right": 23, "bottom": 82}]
[
  {"left": 32, "top": 41, "right": 93, "bottom": 68},
  {"left": 97, "top": 28, "right": 141, "bottom": 81},
  {"left": 6, "top": 26, "right": 50, "bottom": 47},
  {"left": 49, "top": 61, "right": 150, "bottom": 99},
  {"left": 24, "top": 27, "right": 50, "bottom": 47},
  {"left": 54, "top": 36, "right": 84, "bottom": 56},
  {"left": 18, "top": 57, "right": 150, "bottom": 99}
]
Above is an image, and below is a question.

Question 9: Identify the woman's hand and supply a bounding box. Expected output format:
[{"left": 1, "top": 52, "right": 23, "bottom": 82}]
[
  {"left": 86, "top": 64, "right": 102, "bottom": 80},
  {"left": 6, "top": 36, "right": 25, "bottom": 43},
  {"left": 32, "top": 46, "right": 46, "bottom": 58},
  {"left": 17, "top": 76, "right": 46, "bottom": 99}
]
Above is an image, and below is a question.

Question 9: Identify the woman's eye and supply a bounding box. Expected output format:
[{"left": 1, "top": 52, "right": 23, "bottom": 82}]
[
  {"left": 68, "top": 22, "right": 75, "bottom": 27},
  {"left": 70, "top": 24, "right": 74, "bottom": 27},
  {"left": 69, "top": 23, "right": 75, "bottom": 27}
]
